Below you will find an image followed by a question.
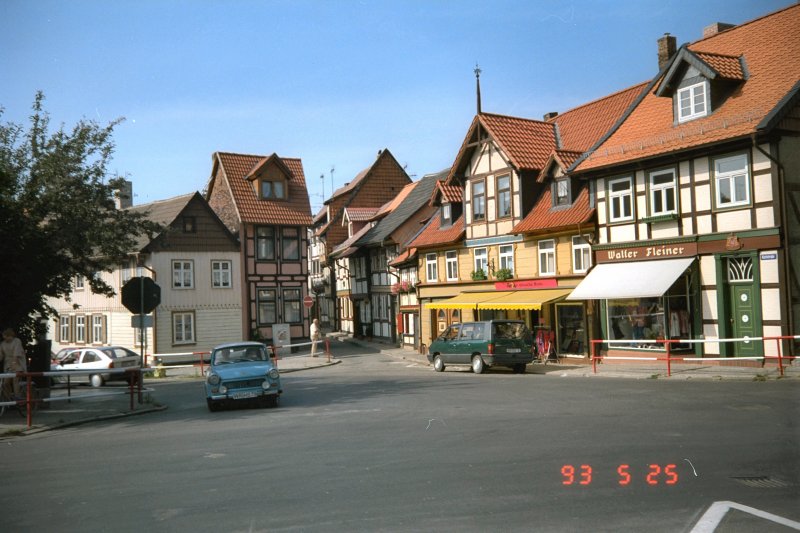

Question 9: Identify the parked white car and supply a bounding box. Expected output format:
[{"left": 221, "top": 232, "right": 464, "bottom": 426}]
[{"left": 52, "top": 346, "right": 142, "bottom": 387}]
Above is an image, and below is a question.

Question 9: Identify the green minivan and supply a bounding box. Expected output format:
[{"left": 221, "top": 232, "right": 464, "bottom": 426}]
[{"left": 427, "top": 320, "right": 534, "bottom": 374}]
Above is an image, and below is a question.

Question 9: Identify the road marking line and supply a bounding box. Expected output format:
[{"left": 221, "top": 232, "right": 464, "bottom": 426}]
[{"left": 691, "top": 501, "right": 800, "bottom": 532}]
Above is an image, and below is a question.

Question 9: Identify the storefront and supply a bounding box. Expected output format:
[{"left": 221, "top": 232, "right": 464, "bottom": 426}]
[
  {"left": 568, "top": 249, "right": 699, "bottom": 352},
  {"left": 425, "top": 287, "right": 585, "bottom": 355}
]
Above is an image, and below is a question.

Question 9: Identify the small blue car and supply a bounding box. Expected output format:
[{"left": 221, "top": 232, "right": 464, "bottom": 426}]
[{"left": 205, "top": 342, "right": 282, "bottom": 411}]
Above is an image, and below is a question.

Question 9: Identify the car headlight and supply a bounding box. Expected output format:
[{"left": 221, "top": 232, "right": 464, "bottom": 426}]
[
  {"left": 207, "top": 374, "right": 221, "bottom": 386},
  {"left": 268, "top": 368, "right": 279, "bottom": 380}
]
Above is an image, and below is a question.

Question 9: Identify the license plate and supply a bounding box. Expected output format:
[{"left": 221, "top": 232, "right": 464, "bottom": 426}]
[
  {"left": 231, "top": 391, "right": 258, "bottom": 400},
  {"left": 506, "top": 348, "right": 521, "bottom": 353}
]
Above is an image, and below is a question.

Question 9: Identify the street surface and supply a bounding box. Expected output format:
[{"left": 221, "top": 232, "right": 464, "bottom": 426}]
[{"left": 1, "top": 342, "right": 798, "bottom": 532}]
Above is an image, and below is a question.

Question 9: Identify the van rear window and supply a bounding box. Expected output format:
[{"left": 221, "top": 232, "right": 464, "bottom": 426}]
[{"left": 493, "top": 322, "right": 530, "bottom": 340}]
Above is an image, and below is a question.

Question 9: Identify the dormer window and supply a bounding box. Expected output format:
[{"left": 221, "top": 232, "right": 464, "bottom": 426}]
[
  {"left": 554, "top": 178, "right": 571, "bottom": 207},
  {"left": 441, "top": 203, "right": 452, "bottom": 225},
  {"left": 261, "top": 179, "right": 286, "bottom": 200},
  {"left": 677, "top": 81, "right": 708, "bottom": 123}
]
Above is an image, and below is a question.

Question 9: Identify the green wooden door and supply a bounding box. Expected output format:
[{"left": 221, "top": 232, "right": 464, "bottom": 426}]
[{"left": 729, "top": 281, "right": 757, "bottom": 357}]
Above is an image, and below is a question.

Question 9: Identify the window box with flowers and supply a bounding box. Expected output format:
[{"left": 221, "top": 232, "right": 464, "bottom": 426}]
[
  {"left": 471, "top": 269, "right": 487, "bottom": 281},
  {"left": 494, "top": 268, "right": 513, "bottom": 281}
]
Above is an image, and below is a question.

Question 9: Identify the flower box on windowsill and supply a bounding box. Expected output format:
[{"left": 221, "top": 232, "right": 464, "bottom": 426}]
[
  {"left": 471, "top": 269, "right": 487, "bottom": 281},
  {"left": 641, "top": 213, "right": 679, "bottom": 224}
]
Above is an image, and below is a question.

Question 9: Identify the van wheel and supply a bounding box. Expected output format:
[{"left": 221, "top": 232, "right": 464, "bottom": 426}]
[
  {"left": 513, "top": 363, "right": 526, "bottom": 374},
  {"left": 433, "top": 355, "right": 445, "bottom": 372},
  {"left": 471, "top": 355, "right": 484, "bottom": 374}
]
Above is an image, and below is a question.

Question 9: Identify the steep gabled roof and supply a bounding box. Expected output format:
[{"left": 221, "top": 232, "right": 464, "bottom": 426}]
[
  {"left": 357, "top": 169, "right": 446, "bottom": 247},
  {"left": 344, "top": 207, "right": 380, "bottom": 223},
  {"left": 210, "top": 151, "right": 312, "bottom": 226},
  {"left": 575, "top": 3, "right": 800, "bottom": 172},
  {"left": 325, "top": 149, "right": 407, "bottom": 203},
  {"left": 430, "top": 181, "right": 463, "bottom": 206},
  {"left": 329, "top": 222, "right": 373, "bottom": 259},
  {"left": 550, "top": 82, "right": 650, "bottom": 151},
  {"left": 446, "top": 113, "right": 557, "bottom": 184},
  {"left": 407, "top": 211, "right": 465, "bottom": 250},
  {"left": 536, "top": 150, "right": 584, "bottom": 183},
  {"left": 127, "top": 192, "right": 237, "bottom": 251}
]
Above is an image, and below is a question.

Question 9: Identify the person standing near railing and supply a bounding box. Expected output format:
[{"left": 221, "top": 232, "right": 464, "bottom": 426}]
[{"left": 1, "top": 328, "right": 27, "bottom": 398}]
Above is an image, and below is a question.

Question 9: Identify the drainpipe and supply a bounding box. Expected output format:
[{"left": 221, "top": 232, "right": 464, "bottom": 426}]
[{"left": 752, "top": 134, "right": 795, "bottom": 351}]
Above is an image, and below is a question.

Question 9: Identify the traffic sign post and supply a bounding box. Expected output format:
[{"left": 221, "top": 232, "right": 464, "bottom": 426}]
[{"left": 122, "top": 276, "right": 161, "bottom": 367}]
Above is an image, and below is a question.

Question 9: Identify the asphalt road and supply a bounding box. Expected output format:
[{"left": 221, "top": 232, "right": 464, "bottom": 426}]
[{"left": 1, "top": 343, "right": 798, "bottom": 532}]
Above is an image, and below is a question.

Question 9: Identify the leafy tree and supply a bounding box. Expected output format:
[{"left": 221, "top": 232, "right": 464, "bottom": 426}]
[{"left": 0, "top": 92, "right": 161, "bottom": 343}]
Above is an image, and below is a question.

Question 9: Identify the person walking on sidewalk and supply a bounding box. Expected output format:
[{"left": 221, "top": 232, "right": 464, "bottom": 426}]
[
  {"left": 310, "top": 319, "right": 321, "bottom": 357},
  {"left": 1, "top": 328, "right": 27, "bottom": 398}
]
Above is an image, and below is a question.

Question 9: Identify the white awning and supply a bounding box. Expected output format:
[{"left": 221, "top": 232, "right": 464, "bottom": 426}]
[{"left": 567, "top": 257, "right": 694, "bottom": 300}]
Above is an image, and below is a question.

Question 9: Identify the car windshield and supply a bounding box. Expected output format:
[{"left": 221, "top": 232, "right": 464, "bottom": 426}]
[
  {"left": 493, "top": 322, "right": 530, "bottom": 340},
  {"left": 213, "top": 346, "right": 268, "bottom": 364}
]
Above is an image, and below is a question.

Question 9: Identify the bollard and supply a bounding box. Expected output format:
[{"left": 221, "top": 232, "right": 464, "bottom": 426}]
[{"left": 325, "top": 338, "right": 331, "bottom": 363}]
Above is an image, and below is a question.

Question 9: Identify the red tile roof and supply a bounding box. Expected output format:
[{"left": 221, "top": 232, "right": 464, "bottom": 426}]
[
  {"left": 695, "top": 52, "right": 746, "bottom": 80},
  {"left": 437, "top": 182, "right": 463, "bottom": 204},
  {"left": 214, "top": 152, "right": 312, "bottom": 226},
  {"left": 407, "top": 212, "right": 465, "bottom": 249},
  {"left": 388, "top": 247, "right": 417, "bottom": 267},
  {"left": 512, "top": 187, "right": 594, "bottom": 234},
  {"left": 576, "top": 4, "right": 800, "bottom": 171},
  {"left": 537, "top": 150, "right": 584, "bottom": 183},
  {"left": 344, "top": 207, "right": 379, "bottom": 222},
  {"left": 551, "top": 82, "right": 649, "bottom": 151},
  {"left": 478, "top": 113, "right": 557, "bottom": 171}
]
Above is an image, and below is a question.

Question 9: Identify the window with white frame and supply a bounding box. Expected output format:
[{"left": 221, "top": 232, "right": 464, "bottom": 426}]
[
  {"left": 173, "top": 312, "right": 195, "bottom": 344},
  {"left": 446, "top": 251, "right": 458, "bottom": 281},
  {"left": 75, "top": 315, "right": 86, "bottom": 343},
  {"left": 92, "top": 315, "right": 104, "bottom": 344},
  {"left": 172, "top": 261, "right": 194, "bottom": 289},
  {"left": 499, "top": 244, "right": 514, "bottom": 274},
  {"left": 715, "top": 153, "right": 750, "bottom": 208},
  {"left": 649, "top": 169, "right": 677, "bottom": 216},
  {"left": 472, "top": 180, "right": 485, "bottom": 221},
  {"left": 59, "top": 316, "right": 70, "bottom": 342},
  {"left": 426, "top": 253, "right": 438, "bottom": 282},
  {"left": 474, "top": 248, "right": 488, "bottom": 275},
  {"left": 75, "top": 275, "right": 85, "bottom": 290},
  {"left": 608, "top": 176, "right": 633, "bottom": 222},
  {"left": 572, "top": 236, "right": 592, "bottom": 274},
  {"left": 677, "top": 81, "right": 708, "bottom": 123},
  {"left": 497, "top": 175, "right": 511, "bottom": 218},
  {"left": 211, "top": 260, "right": 232, "bottom": 288},
  {"left": 538, "top": 240, "right": 556, "bottom": 276}
]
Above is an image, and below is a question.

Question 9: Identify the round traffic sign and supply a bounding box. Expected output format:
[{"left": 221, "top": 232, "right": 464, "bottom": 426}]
[{"left": 303, "top": 295, "right": 314, "bottom": 308}]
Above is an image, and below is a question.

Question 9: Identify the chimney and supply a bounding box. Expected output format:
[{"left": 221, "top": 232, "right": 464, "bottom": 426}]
[
  {"left": 703, "top": 22, "right": 735, "bottom": 38},
  {"left": 657, "top": 33, "right": 677, "bottom": 71},
  {"left": 543, "top": 112, "right": 558, "bottom": 121},
  {"left": 114, "top": 179, "right": 133, "bottom": 209}
]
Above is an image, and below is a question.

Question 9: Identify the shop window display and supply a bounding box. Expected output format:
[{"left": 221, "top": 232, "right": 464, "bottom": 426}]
[
  {"left": 607, "top": 275, "right": 691, "bottom": 349},
  {"left": 556, "top": 304, "right": 587, "bottom": 355}
]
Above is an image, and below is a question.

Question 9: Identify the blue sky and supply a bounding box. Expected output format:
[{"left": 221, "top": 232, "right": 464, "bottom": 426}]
[{"left": 1, "top": 0, "right": 790, "bottom": 213}]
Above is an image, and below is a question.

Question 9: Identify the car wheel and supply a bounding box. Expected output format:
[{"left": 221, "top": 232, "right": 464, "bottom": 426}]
[
  {"left": 433, "top": 354, "right": 445, "bottom": 372},
  {"left": 207, "top": 399, "right": 221, "bottom": 412},
  {"left": 471, "top": 355, "right": 484, "bottom": 374},
  {"left": 268, "top": 395, "right": 280, "bottom": 408},
  {"left": 90, "top": 374, "right": 104, "bottom": 388},
  {"left": 514, "top": 363, "right": 526, "bottom": 374}
]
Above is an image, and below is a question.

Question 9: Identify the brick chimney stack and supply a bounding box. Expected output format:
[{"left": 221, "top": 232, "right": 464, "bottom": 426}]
[
  {"left": 658, "top": 33, "right": 677, "bottom": 71},
  {"left": 703, "top": 22, "right": 735, "bottom": 38}
]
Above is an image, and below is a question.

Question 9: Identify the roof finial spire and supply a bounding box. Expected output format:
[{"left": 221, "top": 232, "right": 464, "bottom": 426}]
[{"left": 474, "top": 63, "right": 482, "bottom": 115}]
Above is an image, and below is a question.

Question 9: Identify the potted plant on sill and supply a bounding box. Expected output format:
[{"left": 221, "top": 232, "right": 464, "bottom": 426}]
[
  {"left": 494, "top": 268, "right": 513, "bottom": 281},
  {"left": 471, "top": 269, "right": 487, "bottom": 281}
]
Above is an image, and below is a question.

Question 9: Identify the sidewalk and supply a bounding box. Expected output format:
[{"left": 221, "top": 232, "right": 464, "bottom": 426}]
[
  {"left": 338, "top": 335, "right": 800, "bottom": 381},
  {"left": 0, "top": 354, "right": 338, "bottom": 438}
]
